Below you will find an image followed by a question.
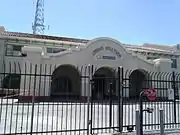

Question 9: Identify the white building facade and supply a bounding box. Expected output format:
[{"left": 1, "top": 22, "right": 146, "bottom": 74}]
[{"left": 0, "top": 26, "right": 180, "bottom": 101}]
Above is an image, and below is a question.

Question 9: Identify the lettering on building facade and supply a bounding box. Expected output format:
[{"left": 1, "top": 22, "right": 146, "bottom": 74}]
[{"left": 92, "top": 46, "right": 121, "bottom": 58}]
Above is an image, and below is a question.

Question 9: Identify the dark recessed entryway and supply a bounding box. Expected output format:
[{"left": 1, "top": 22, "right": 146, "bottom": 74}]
[
  {"left": 2, "top": 74, "right": 21, "bottom": 89},
  {"left": 51, "top": 65, "right": 81, "bottom": 100},
  {"left": 129, "top": 69, "right": 149, "bottom": 99},
  {"left": 92, "top": 67, "right": 115, "bottom": 100}
]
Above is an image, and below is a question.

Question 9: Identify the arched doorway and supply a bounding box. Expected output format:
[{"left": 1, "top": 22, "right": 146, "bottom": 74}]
[
  {"left": 2, "top": 74, "right": 21, "bottom": 89},
  {"left": 92, "top": 67, "right": 115, "bottom": 100},
  {"left": 51, "top": 65, "right": 81, "bottom": 100},
  {"left": 129, "top": 69, "right": 149, "bottom": 99}
]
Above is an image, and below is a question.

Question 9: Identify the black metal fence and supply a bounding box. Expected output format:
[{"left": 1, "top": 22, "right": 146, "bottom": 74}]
[
  {"left": 0, "top": 62, "right": 180, "bottom": 134},
  {"left": 122, "top": 69, "right": 180, "bottom": 132}
]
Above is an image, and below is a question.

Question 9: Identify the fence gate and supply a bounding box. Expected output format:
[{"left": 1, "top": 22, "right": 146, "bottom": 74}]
[{"left": 89, "top": 66, "right": 123, "bottom": 134}]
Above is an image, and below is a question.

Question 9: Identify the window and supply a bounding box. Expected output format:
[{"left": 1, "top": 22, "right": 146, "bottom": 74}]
[
  {"left": 147, "top": 57, "right": 158, "bottom": 60},
  {"left": 5, "top": 45, "right": 23, "bottom": 57},
  {"left": 47, "top": 47, "right": 66, "bottom": 53},
  {"left": 13, "top": 45, "right": 22, "bottom": 51},
  {"left": 171, "top": 59, "right": 177, "bottom": 68}
]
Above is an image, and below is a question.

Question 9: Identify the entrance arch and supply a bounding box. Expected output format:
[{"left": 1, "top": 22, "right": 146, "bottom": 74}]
[
  {"left": 51, "top": 64, "right": 81, "bottom": 100},
  {"left": 92, "top": 67, "right": 115, "bottom": 100},
  {"left": 129, "top": 69, "right": 149, "bottom": 99},
  {"left": 2, "top": 74, "right": 21, "bottom": 89}
]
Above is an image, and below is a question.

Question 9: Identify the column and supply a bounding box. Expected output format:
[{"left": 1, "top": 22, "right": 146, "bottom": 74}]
[{"left": 19, "top": 46, "right": 45, "bottom": 101}]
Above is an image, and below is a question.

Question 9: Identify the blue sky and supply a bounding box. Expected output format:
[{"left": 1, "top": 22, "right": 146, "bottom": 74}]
[{"left": 1, "top": 0, "right": 180, "bottom": 45}]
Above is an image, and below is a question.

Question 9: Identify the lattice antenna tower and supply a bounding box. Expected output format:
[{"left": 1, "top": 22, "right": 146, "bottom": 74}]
[{"left": 32, "top": 0, "right": 49, "bottom": 34}]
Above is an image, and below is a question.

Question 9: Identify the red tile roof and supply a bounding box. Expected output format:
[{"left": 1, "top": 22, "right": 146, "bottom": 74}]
[
  {"left": 142, "top": 43, "right": 176, "bottom": 51},
  {"left": 0, "top": 31, "right": 89, "bottom": 43}
]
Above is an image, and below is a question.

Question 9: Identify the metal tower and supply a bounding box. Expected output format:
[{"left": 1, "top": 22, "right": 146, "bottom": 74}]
[{"left": 32, "top": 0, "right": 46, "bottom": 34}]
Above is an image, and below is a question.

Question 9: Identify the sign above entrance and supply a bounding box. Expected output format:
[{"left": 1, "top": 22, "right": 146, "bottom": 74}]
[{"left": 92, "top": 46, "right": 122, "bottom": 58}]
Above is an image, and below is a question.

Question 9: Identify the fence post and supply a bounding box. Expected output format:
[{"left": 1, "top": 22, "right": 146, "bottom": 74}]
[
  {"left": 109, "top": 82, "right": 113, "bottom": 127},
  {"left": 117, "top": 66, "right": 123, "bottom": 132},
  {"left": 160, "top": 109, "right": 165, "bottom": 135},
  {"left": 30, "top": 64, "right": 37, "bottom": 135},
  {"left": 87, "top": 64, "right": 92, "bottom": 135},
  {"left": 136, "top": 110, "right": 140, "bottom": 135},
  {"left": 139, "top": 91, "right": 144, "bottom": 135},
  {"left": 90, "top": 65, "right": 94, "bottom": 135},
  {"left": 172, "top": 71, "right": 177, "bottom": 123}
]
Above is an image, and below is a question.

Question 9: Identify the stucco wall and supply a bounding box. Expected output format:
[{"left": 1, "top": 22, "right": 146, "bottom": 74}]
[
  {"left": 1, "top": 37, "right": 177, "bottom": 99},
  {"left": 39, "top": 37, "right": 155, "bottom": 72},
  {"left": 19, "top": 37, "right": 157, "bottom": 98},
  {"left": 19, "top": 46, "right": 51, "bottom": 97}
]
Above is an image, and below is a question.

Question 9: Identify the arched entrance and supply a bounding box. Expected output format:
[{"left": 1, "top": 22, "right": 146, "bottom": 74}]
[
  {"left": 2, "top": 74, "right": 21, "bottom": 89},
  {"left": 51, "top": 65, "right": 81, "bottom": 100},
  {"left": 129, "top": 69, "right": 149, "bottom": 99},
  {"left": 92, "top": 67, "right": 115, "bottom": 100}
]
